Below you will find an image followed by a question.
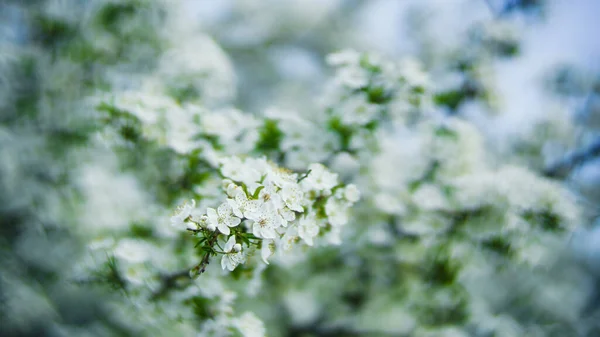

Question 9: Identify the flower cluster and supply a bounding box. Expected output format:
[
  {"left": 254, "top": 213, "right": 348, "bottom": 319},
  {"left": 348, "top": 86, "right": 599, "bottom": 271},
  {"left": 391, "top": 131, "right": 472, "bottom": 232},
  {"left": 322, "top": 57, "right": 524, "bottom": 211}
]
[
  {"left": 324, "top": 49, "right": 432, "bottom": 128},
  {"left": 170, "top": 156, "right": 359, "bottom": 274},
  {"left": 95, "top": 92, "right": 203, "bottom": 154},
  {"left": 38, "top": 1, "right": 591, "bottom": 336}
]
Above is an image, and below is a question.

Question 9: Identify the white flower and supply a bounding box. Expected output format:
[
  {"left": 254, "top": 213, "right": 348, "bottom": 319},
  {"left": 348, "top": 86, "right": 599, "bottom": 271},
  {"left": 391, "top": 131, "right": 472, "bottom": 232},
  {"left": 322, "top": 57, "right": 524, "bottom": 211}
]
[
  {"left": 280, "top": 185, "right": 305, "bottom": 212},
  {"left": 265, "top": 166, "right": 297, "bottom": 188},
  {"left": 343, "top": 184, "right": 360, "bottom": 203},
  {"left": 225, "top": 182, "right": 244, "bottom": 198},
  {"left": 283, "top": 289, "right": 321, "bottom": 326},
  {"left": 112, "top": 91, "right": 162, "bottom": 124},
  {"left": 220, "top": 157, "right": 261, "bottom": 184},
  {"left": 258, "top": 184, "right": 284, "bottom": 210},
  {"left": 233, "top": 312, "right": 266, "bottom": 337},
  {"left": 261, "top": 239, "right": 275, "bottom": 264},
  {"left": 170, "top": 199, "right": 196, "bottom": 229},
  {"left": 244, "top": 157, "right": 271, "bottom": 176},
  {"left": 326, "top": 49, "right": 361, "bottom": 67},
  {"left": 298, "top": 217, "right": 320, "bottom": 246},
  {"left": 338, "top": 95, "right": 379, "bottom": 126},
  {"left": 190, "top": 214, "right": 209, "bottom": 230},
  {"left": 412, "top": 184, "right": 449, "bottom": 211},
  {"left": 165, "top": 108, "right": 200, "bottom": 154},
  {"left": 221, "top": 236, "right": 245, "bottom": 271},
  {"left": 278, "top": 207, "right": 296, "bottom": 226},
  {"left": 301, "top": 163, "right": 338, "bottom": 192},
  {"left": 200, "top": 109, "right": 251, "bottom": 141},
  {"left": 280, "top": 227, "right": 299, "bottom": 251},
  {"left": 251, "top": 209, "right": 283, "bottom": 239},
  {"left": 337, "top": 67, "right": 369, "bottom": 89},
  {"left": 114, "top": 238, "right": 152, "bottom": 264},
  {"left": 88, "top": 237, "right": 115, "bottom": 250},
  {"left": 325, "top": 226, "right": 342, "bottom": 245},
  {"left": 325, "top": 198, "right": 349, "bottom": 226},
  {"left": 374, "top": 192, "right": 406, "bottom": 215},
  {"left": 398, "top": 57, "right": 430, "bottom": 90},
  {"left": 206, "top": 221, "right": 217, "bottom": 232},
  {"left": 124, "top": 265, "right": 151, "bottom": 285},
  {"left": 227, "top": 193, "right": 262, "bottom": 219},
  {"left": 220, "top": 157, "right": 245, "bottom": 181},
  {"left": 223, "top": 235, "right": 236, "bottom": 252},
  {"left": 207, "top": 202, "right": 241, "bottom": 235}
]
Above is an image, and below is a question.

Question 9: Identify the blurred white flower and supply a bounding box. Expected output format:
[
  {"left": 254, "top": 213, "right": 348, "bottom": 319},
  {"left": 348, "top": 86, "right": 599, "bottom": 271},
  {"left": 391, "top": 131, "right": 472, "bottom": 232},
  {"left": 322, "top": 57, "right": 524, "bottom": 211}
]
[
  {"left": 325, "top": 198, "right": 349, "bottom": 227},
  {"left": 114, "top": 239, "right": 152, "bottom": 264},
  {"left": 326, "top": 49, "right": 361, "bottom": 67},
  {"left": 412, "top": 184, "right": 449, "bottom": 211},
  {"left": 337, "top": 95, "right": 379, "bottom": 125},
  {"left": 301, "top": 163, "right": 339, "bottom": 192},
  {"left": 233, "top": 312, "right": 266, "bottom": 337},
  {"left": 297, "top": 217, "right": 319, "bottom": 246},
  {"left": 261, "top": 239, "right": 275, "bottom": 264},
  {"left": 344, "top": 184, "right": 361, "bottom": 203},
  {"left": 170, "top": 199, "right": 196, "bottom": 229}
]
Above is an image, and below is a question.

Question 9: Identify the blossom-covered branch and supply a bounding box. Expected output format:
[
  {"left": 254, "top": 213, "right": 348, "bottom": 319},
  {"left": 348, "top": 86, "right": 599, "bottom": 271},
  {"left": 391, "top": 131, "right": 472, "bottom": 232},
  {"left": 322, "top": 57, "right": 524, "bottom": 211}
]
[{"left": 171, "top": 156, "right": 360, "bottom": 276}]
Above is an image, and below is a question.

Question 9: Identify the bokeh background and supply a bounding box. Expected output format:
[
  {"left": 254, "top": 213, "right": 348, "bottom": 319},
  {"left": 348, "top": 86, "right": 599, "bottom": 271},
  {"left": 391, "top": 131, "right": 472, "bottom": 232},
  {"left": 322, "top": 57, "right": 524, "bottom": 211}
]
[{"left": 2, "top": 0, "right": 600, "bottom": 336}]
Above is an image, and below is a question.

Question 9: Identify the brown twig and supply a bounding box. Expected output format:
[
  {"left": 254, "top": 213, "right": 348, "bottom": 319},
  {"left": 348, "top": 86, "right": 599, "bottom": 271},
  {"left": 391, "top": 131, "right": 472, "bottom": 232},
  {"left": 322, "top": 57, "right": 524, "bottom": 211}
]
[
  {"left": 150, "top": 232, "right": 221, "bottom": 300},
  {"left": 150, "top": 269, "right": 192, "bottom": 300},
  {"left": 544, "top": 138, "right": 600, "bottom": 179},
  {"left": 190, "top": 231, "right": 220, "bottom": 276}
]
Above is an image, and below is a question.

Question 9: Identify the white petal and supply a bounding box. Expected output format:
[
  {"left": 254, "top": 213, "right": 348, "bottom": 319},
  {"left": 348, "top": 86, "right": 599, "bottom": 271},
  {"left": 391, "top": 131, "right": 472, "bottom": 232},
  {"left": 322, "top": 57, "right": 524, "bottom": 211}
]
[
  {"left": 221, "top": 255, "right": 228, "bottom": 270},
  {"left": 218, "top": 202, "right": 232, "bottom": 216},
  {"left": 224, "top": 236, "right": 236, "bottom": 252},
  {"left": 227, "top": 198, "right": 243, "bottom": 218},
  {"left": 252, "top": 222, "right": 262, "bottom": 238},
  {"left": 207, "top": 208, "right": 218, "bottom": 223},
  {"left": 218, "top": 223, "right": 231, "bottom": 235},
  {"left": 262, "top": 227, "right": 277, "bottom": 239},
  {"left": 227, "top": 259, "right": 236, "bottom": 271},
  {"left": 261, "top": 241, "right": 273, "bottom": 264},
  {"left": 226, "top": 216, "right": 241, "bottom": 228}
]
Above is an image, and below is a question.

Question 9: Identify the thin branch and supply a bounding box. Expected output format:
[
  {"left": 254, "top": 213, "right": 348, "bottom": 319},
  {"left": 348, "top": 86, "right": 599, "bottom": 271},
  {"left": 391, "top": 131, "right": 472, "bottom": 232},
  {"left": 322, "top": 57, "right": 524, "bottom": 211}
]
[
  {"left": 543, "top": 138, "right": 600, "bottom": 178},
  {"left": 150, "top": 269, "right": 192, "bottom": 300},
  {"left": 581, "top": 280, "right": 600, "bottom": 317},
  {"left": 483, "top": 0, "right": 498, "bottom": 17},
  {"left": 150, "top": 232, "right": 221, "bottom": 300}
]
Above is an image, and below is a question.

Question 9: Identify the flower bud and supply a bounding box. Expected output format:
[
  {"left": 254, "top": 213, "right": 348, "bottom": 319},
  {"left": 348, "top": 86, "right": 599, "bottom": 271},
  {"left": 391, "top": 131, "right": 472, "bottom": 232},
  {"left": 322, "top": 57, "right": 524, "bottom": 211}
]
[{"left": 344, "top": 184, "right": 360, "bottom": 202}]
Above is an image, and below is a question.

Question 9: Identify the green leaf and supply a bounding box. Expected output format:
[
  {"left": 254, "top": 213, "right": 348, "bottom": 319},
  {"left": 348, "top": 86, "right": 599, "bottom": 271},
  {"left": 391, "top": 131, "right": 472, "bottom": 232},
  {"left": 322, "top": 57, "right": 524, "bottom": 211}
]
[
  {"left": 327, "top": 116, "right": 354, "bottom": 151},
  {"left": 130, "top": 223, "right": 154, "bottom": 238},
  {"left": 185, "top": 296, "right": 213, "bottom": 319},
  {"left": 252, "top": 185, "right": 265, "bottom": 199},
  {"left": 96, "top": 2, "right": 137, "bottom": 32},
  {"left": 32, "top": 16, "right": 77, "bottom": 48},
  {"left": 522, "top": 210, "right": 561, "bottom": 232},
  {"left": 434, "top": 126, "right": 458, "bottom": 140},
  {"left": 481, "top": 235, "right": 513, "bottom": 256},
  {"left": 434, "top": 90, "right": 466, "bottom": 111},
  {"left": 366, "top": 86, "right": 392, "bottom": 104},
  {"left": 256, "top": 119, "right": 284, "bottom": 153}
]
